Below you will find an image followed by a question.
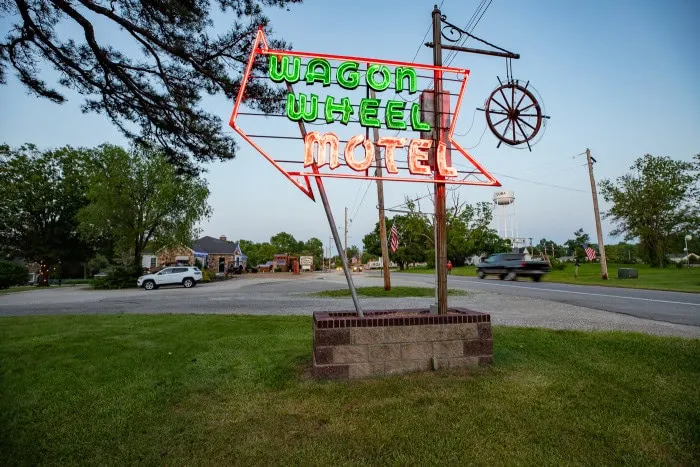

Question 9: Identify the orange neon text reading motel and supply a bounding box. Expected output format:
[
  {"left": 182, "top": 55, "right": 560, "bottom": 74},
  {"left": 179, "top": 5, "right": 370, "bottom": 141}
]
[{"left": 303, "top": 132, "right": 457, "bottom": 177}]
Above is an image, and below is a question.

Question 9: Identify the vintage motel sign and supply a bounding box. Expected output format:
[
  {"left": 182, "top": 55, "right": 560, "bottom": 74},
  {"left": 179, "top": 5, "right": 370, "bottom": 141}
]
[{"left": 229, "top": 28, "right": 500, "bottom": 201}]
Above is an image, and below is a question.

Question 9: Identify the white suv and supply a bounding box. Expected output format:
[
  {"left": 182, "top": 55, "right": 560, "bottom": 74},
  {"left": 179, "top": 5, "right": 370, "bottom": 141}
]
[{"left": 137, "top": 266, "right": 202, "bottom": 290}]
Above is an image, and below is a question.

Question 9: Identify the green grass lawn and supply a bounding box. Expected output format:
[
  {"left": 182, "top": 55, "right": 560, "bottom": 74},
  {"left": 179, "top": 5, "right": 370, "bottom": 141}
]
[
  {"left": 314, "top": 286, "right": 466, "bottom": 298},
  {"left": 1, "top": 280, "right": 93, "bottom": 295},
  {"left": 1, "top": 315, "right": 698, "bottom": 465},
  {"left": 0, "top": 285, "right": 39, "bottom": 295},
  {"left": 403, "top": 263, "right": 700, "bottom": 293}
]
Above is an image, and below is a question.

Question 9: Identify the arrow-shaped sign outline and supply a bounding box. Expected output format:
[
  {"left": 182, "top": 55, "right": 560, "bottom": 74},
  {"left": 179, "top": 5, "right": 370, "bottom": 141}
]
[{"left": 229, "top": 27, "right": 501, "bottom": 201}]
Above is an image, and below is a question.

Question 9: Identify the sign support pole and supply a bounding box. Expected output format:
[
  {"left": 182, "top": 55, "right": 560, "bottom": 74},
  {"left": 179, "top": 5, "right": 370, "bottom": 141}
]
[
  {"left": 432, "top": 5, "right": 448, "bottom": 315},
  {"left": 286, "top": 83, "right": 363, "bottom": 316}
]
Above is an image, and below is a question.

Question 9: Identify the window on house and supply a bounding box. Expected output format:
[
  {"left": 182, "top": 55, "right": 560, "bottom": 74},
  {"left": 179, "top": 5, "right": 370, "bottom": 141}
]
[{"left": 150, "top": 257, "right": 156, "bottom": 268}]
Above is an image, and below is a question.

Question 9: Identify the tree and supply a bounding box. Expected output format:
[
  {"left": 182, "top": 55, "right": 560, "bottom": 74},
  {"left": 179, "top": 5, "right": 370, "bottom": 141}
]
[
  {"left": 346, "top": 245, "right": 360, "bottom": 261},
  {"left": 565, "top": 228, "right": 592, "bottom": 260},
  {"left": 0, "top": 0, "right": 301, "bottom": 173},
  {"left": 599, "top": 154, "right": 699, "bottom": 267},
  {"left": 0, "top": 260, "right": 29, "bottom": 289},
  {"left": 535, "top": 239, "right": 567, "bottom": 259},
  {"left": 363, "top": 213, "right": 431, "bottom": 270},
  {"left": 604, "top": 242, "right": 639, "bottom": 264},
  {"left": 270, "top": 232, "right": 299, "bottom": 254},
  {"left": 0, "top": 144, "right": 92, "bottom": 285},
  {"left": 78, "top": 144, "right": 211, "bottom": 266},
  {"left": 362, "top": 195, "right": 508, "bottom": 269}
]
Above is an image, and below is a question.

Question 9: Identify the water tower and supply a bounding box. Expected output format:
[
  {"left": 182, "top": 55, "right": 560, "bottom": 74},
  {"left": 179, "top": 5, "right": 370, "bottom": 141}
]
[{"left": 493, "top": 190, "right": 520, "bottom": 246}]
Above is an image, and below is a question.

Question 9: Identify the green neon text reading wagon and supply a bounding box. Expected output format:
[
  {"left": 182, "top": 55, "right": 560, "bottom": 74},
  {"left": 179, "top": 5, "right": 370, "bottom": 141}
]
[{"left": 268, "top": 56, "right": 433, "bottom": 131}]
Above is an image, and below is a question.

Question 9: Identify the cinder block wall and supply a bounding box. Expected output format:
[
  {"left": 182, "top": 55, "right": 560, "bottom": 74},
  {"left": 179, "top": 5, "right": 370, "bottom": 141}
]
[{"left": 313, "top": 309, "right": 493, "bottom": 379}]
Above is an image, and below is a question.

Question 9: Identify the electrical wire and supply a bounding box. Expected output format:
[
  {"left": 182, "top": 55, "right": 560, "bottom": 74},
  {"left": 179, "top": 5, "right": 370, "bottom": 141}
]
[
  {"left": 465, "top": 123, "right": 488, "bottom": 149},
  {"left": 352, "top": 180, "right": 373, "bottom": 221},
  {"left": 453, "top": 107, "right": 479, "bottom": 136},
  {"left": 489, "top": 172, "right": 587, "bottom": 193}
]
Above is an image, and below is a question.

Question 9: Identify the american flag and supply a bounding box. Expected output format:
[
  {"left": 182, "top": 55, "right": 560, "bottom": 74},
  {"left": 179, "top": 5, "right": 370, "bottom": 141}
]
[
  {"left": 390, "top": 222, "right": 399, "bottom": 253},
  {"left": 582, "top": 244, "right": 597, "bottom": 261}
]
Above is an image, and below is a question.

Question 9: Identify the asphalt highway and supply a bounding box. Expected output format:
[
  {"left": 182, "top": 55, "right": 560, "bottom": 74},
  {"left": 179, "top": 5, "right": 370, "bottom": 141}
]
[{"left": 389, "top": 272, "right": 700, "bottom": 327}]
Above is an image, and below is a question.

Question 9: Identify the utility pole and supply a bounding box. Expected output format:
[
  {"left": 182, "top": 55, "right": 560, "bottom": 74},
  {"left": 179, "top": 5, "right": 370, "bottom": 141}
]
[
  {"left": 328, "top": 236, "right": 332, "bottom": 271},
  {"left": 432, "top": 5, "right": 448, "bottom": 314},
  {"left": 344, "top": 207, "right": 348, "bottom": 265},
  {"left": 370, "top": 88, "right": 392, "bottom": 291},
  {"left": 586, "top": 148, "right": 608, "bottom": 279}
]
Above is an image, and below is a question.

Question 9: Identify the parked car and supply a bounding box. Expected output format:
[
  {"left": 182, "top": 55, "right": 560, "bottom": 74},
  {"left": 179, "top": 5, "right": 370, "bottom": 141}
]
[
  {"left": 475, "top": 253, "right": 551, "bottom": 281},
  {"left": 137, "top": 266, "right": 202, "bottom": 290}
]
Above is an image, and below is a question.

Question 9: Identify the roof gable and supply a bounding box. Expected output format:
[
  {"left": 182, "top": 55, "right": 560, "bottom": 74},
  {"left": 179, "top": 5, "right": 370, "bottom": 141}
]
[{"left": 193, "top": 236, "right": 242, "bottom": 255}]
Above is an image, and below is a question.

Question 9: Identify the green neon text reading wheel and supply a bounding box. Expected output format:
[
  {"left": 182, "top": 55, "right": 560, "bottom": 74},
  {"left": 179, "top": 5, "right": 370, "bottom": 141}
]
[{"left": 485, "top": 81, "right": 543, "bottom": 148}]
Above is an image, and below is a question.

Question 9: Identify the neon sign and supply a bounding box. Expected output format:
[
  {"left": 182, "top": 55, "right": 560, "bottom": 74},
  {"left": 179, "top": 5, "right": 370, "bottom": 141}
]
[{"left": 229, "top": 28, "right": 500, "bottom": 200}]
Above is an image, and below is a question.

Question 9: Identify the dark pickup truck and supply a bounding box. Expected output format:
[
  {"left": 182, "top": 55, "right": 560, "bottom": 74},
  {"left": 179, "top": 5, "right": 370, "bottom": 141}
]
[{"left": 475, "top": 253, "right": 551, "bottom": 282}]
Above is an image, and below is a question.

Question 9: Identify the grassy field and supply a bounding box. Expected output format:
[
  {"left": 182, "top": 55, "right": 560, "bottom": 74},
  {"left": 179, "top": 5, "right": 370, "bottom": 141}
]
[
  {"left": 403, "top": 263, "right": 700, "bottom": 293},
  {"left": 1, "top": 314, "right": 698, "bottom": 465},
  {"left": 314, "top": 286, "right": 466, "bottom": 298},
  {"left": 0, "top": 286, "right": 38, "bottom": 295},
  {"left": 1, "top": 280, "right": 93, "bottom": 295}
]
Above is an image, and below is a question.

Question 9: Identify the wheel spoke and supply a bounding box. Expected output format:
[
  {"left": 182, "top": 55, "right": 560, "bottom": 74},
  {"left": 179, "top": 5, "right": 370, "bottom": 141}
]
[
  {"left": 515, "top": 118, "right": 529, "bottom": 142},
  {"left": 487, "top": 109, "right": 509, "bottom": 115},
  {"left": 491, "top": 98, "right": 509, "bottom": 112},
  {"left": 518, "top": 117, "right": 536, "bottom": 131},
  {"left": 517, "top": 113, "right": 539, "bottom": 117},
  {"left": 519, "top": 103, "right": 536, "bottom": 113},
  {"left": 493, "top": 116, "right": 509, "bottom": 127},
  {"left": 498, "top": 86, "right": 512, "bottom": 111},
  {"left": 512, "top": 119, "right": 516, "bottom": 142},
  {"left": 502, "top": 119, "right": 512, "bottom": 141},
  {"left": 514, "top": 91, "right": 528, "bottom": 112}
]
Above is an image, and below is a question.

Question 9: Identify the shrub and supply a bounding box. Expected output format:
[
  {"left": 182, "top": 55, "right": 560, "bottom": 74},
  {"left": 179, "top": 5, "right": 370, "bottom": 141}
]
[
  {"left": 0, "top": 261, "right": 29, "bottom": 289},
  {"left": 201, "top": 269, "right": 215, "bottom": 283},
  {"left": 249, "top": 267, "right": 258, "bottom": 274},
  {"left": 92, "top": 265, "right": 142, "bottom": 289}
]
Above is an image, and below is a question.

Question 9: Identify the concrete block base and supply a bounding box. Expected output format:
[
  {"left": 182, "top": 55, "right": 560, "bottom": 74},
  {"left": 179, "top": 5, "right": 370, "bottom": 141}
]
[{"left": 312, "top": 308, "right": 493, "bottom": 379}]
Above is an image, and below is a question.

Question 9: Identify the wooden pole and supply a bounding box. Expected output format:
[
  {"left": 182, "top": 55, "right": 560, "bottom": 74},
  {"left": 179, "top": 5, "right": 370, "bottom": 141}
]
[
  {"left": 369, "top": 88, "right": 391, "bottom": 290},
  {"left": 586, "top": 148, "right": 608, "bottom": 279},
  {"left": 432, "top": 5, "right": 448, "bottom": 314}
]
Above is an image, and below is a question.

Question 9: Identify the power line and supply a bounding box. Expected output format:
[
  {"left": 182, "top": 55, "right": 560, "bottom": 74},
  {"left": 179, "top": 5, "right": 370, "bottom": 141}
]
[
  {"left": 443, "top": 0, "right": 489, "bottom": 67},
  {"left": 352, "top": 180, "right": 373, "bottom": 221},
  {"left": 518, "top": 151, "right": 587, "bottom": 176},
  {"left": 489, "top": 172, "right": 587, "bottom": 192}
]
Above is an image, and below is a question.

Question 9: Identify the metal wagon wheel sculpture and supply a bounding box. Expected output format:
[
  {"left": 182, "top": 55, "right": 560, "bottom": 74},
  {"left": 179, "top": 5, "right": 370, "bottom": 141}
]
[{"left": 485, "top": 78, "right": 543, "bottom": 151}]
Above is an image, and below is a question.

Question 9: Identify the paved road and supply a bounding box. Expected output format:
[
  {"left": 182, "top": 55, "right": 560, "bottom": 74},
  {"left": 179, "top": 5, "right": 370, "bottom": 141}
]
[
  {"left": 389, "top": 272, "right": 700, "bottom": 327},
  {"left": 1, "top": 273, "right": 698, "bottom": 338}
]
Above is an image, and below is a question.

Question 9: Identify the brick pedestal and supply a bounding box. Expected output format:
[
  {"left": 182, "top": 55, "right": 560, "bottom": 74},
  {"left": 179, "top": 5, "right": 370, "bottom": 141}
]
[{"left": 313, "top": 308, "right": 493, "bottom": 379}]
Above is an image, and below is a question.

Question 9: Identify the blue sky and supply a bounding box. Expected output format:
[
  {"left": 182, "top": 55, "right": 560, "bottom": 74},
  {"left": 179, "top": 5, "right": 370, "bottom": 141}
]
[{"left": 1, "top": 0, "right": 698, "bottom": 254}]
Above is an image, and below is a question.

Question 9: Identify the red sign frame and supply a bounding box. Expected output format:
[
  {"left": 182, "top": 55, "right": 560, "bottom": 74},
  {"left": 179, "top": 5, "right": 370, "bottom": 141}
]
[{"left": 229, "top": 28, "right": 501, "bottom": 200}]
